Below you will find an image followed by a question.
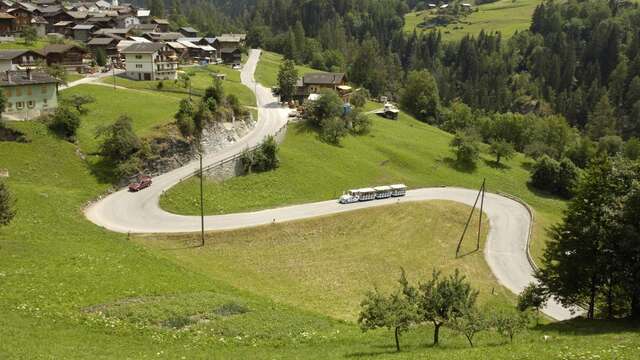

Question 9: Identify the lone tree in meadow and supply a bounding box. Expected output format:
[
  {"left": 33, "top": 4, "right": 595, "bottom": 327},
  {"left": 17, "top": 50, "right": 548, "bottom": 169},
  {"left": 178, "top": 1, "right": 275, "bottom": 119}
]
[
  {"left": 490, "top": 310, "right": 528, "bottom": 343},
  {"left": 401, "top": 269, "right": 478, "bottom": 346},
  {"left": 449, "top": 307, "right": 487, "bottom": 347},
  {"left": 358, "top": 288, "right": 418, "bottom": 352},
  {"left": 517, "top": 282, "right": 548, "bottom": 323},
  {"left": 62, "top": 94, "right": 95, "bottom": 114},
  {"left": 277, "top": 59, "right": 298, "bottom": 102},
  {"left": 450, "top": 131, "right": 480, "bottom": 168},
  {"left": 489, "top": 139, "right": 515, "bottom": 165},
  {"left": 0, "top": 181, "right": 16, "bottom": 227}
]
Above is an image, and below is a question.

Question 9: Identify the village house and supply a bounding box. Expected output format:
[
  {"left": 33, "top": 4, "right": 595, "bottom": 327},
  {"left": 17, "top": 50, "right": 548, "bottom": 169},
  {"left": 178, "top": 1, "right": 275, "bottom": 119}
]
[
  {"left": 219, "top": 47, "right": 241, "bottom": 64},
  {"left": 71, "top": 23, "right": 94, "bottom": 41},
  {"left": 121, "top": 42, "right": 177, "bottom": 81},
  {"left": 213, "top": 34, "right": 245, "bottom": 50},
  {"left": 0, "top": 49, "right": 45, "bottom": 72},
  {"left": 8, "top": 6, "right": 34, "bottom": 32},
  {"left": 0, "top": 12, "right": 15, "bottom": 35},
  {"left": 86, "top": 36, "right": 118, "bottom": 57},
  {"left": 136, "top": 8, "right": 150, "bottom": 23},
  {"left": 150, "top": 17, "right": 169, "bottom": 32},
  {"left": 52, "top": 20, "right": 74, "bottom": 36},
  {"left": 30, "top": 15, "right": 47, "bottom": 36},
  {"left": 131, "top": 22, "right": 156, "bottom": 32},
  {"left": 179, "top": 26, "right": 198, "bottom": 37},
  {"left": 0, "top": 69, "right": 58, "bottom": 120},
  {"left": 117, "top": 14, "right": 139, "bottom": 28},
  {"left": 41, "top": 44, "right": 87, "bottom": 70},
  {"left": 294, "top": 72, "right": 351, "bottom": 102}
]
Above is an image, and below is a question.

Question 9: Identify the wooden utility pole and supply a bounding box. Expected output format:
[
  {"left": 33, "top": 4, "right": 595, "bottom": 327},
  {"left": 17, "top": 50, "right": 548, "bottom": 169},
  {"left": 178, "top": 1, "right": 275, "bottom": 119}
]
[
  {"left": 477, "top": 179, "right": 485, "bottom": 251},
  {"left": 199, "top": 153, "right": 205, "bottom": 247},
  {"left": 456, "top": 179, "right": 486, "bottom": 258}
]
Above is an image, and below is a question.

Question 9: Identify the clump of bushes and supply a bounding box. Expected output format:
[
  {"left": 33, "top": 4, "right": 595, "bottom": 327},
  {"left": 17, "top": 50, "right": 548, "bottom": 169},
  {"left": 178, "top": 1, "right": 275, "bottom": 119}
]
[
  {"left": 303, "top": 89, "right": 371, "bottom": 145},
  {"left": 530, "top": 155, "right": 580, "bottom": 198},
  {"left": 240, "top": 135, "right": 279, "bottom": 174}
]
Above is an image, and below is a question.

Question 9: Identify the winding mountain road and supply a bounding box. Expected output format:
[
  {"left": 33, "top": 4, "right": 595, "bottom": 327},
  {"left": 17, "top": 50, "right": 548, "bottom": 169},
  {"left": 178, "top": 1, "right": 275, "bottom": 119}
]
[{"left": 85, "top": 49, "right": 574, "bottom": 321}]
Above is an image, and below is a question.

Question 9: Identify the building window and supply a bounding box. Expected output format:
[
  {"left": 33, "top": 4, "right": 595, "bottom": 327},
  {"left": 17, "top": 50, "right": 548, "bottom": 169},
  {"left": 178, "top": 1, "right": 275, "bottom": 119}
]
[
  {"left": 27, "top": 86, "right": 32, "bottom": 96},
  {"left": 15, "top": 87, "right": 21, "bottom": 96},
  {"left": 135, "top": 55, "right": 142, "bottom": 59},
  {"left": 4, "top": 89, "right": 10, "bottom": 97},
  {"left": 16, "top": 101, "right": 23, "bottom": 109},
  {"left": 27, "top": 100, "right": 34, "bottom": 108},
  {"left": 41, "top": 85, "right": 47, "bottom": 94},
  {"left": 7, "top": 102, "right": 12, "bottom": 109},
  {"left": 43, "top": 99, "right": 47, "bottom": 108},
  {"left": 135, "top": 64, "right": 142, "bottom": 68}
]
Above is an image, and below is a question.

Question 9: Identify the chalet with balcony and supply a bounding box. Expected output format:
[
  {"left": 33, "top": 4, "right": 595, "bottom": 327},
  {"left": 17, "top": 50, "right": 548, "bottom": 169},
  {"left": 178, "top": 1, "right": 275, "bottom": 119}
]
[
  {"left": 294, "top": 72, "right": 351, "bottom": 102},
  {"left": 41, "top": 44, "right": 87, "bottom": 69},
  {"left": 0, "top": 50, "right": 45, "bottom": 72},
  {"left": 121, "top": 42, "right": 177, "bottom": 81}
]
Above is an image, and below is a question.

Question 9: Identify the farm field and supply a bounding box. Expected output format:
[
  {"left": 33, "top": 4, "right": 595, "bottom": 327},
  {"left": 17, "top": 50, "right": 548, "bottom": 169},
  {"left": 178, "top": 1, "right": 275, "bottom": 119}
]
[
  {"left": 404, "top": 0, "right": 543, "bottom": 41},
  {"left": 255, "top": 51, "right": 320, "bottom": 87},
  {"left": 1, "top": 121, "right": 639, "bottom": 358},
  {"left": 160, "top": 106, "right": 566, "bottom": 262}
]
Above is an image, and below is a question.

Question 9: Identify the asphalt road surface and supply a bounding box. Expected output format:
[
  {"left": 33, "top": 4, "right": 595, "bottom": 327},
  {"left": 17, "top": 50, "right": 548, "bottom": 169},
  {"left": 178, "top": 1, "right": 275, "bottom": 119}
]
[{"left": 85, "top": 49, "right": 575, "bottom": 321}]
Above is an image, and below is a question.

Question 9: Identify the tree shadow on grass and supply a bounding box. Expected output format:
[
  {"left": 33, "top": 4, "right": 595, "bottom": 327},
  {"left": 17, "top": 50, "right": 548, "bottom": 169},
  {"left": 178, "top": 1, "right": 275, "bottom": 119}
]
[
  {"left": 442, "top": 156, "right": 477, "bottom": 173},
  {"left": 524, "top": 182, "right": 566, "bottom": 201},
  {"left": 535, "top": 318, "right": 640, "bottom": 336},
  {"left": 86, "top": 155, "right": 121, "bottom": 185},
  {"left": 483, "top": 158, "right": 510, "bottom": 170}
]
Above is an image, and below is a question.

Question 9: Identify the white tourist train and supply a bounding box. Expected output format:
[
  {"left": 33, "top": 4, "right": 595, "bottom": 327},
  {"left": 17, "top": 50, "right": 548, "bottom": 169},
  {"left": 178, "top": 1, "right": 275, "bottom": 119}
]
[{"left": 339, "top": 184, "right": 407, "bottom": 204}]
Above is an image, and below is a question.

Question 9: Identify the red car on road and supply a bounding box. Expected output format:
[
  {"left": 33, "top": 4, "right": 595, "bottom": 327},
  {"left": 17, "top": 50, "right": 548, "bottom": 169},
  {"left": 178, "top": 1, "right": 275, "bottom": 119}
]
[{"left": 128, "top": 176, "right": 152, "bottom": 192}]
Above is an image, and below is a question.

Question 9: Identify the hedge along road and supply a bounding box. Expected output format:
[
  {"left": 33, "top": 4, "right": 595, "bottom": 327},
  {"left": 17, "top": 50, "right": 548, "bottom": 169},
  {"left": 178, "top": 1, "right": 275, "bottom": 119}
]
[{"left": 85, "top": 49, "right": 575, "bottom": 321}]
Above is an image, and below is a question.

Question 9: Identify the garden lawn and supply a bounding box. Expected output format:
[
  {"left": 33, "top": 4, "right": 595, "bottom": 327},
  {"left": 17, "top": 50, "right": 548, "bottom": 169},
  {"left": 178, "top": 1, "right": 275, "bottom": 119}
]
[
  {"left": 60, "top": 84, "right": 182, "bottom": 154},
  {"left": 404, "top": 0, "right": 543, "bottom": 42},
  {"left": 99, "top": 65, "right": 256, "bottom": 108},
  {"left": 161, "top": 108, "right": 567, "bottom": 262},
  {"left": 255, "top": 51, "right": 320, "bottom": 88}
]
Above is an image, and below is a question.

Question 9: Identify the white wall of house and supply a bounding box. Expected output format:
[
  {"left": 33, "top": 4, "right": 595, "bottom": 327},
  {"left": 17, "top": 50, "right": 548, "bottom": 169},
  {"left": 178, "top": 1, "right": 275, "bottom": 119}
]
[
  {"left": 1, "top": 82, "right": 58, "bottom": 120},
  {"left": 124, "top": 52, "right": 177, "bottom": 81}
]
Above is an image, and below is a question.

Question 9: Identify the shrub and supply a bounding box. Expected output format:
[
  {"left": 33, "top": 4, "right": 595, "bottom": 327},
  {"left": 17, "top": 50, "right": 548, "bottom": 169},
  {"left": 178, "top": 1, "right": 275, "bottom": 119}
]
[
  {"left": 624, "top": 137, "right": 640, "bottom": 160},
  {"left": 97, "top": 115, "right": 141, "bottom": 162},
  {"left": 62, "top": 94, "right": 95, "bottom": 114},
  {"left": 320, "top": 117, "right": 348, "bottom": 145},
  {"left": 490, "top": 310, "right": 528, "bottom": 343},
  {"left": 530, "top": 155, "right": 579, "bottom": 198},
  {"left": 0, "top": 181, "right": 16, "bottom": 227},
  {"left": 348, "top": 109, "right": 371, "bottom": 135},
  {"left": 156, "top": 80, "right": 164, "bottom": 90},
  {"left": 48, "top": 106, "right": 80, "bottom": 140},
  {"left": 350, "top": 90, "right": 367, "bottom": 108},
  {"left": 450, "top": 131, "right": 480, "bottom": 167},
  {"left": 489, "top": 139, "right": 515, "bottom": 165}
]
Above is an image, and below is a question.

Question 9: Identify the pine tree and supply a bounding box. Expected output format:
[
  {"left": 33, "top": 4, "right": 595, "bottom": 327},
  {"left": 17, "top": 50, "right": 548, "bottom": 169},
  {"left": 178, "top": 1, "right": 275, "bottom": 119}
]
[{"left": 587, "top": 95, "right": 616, "bottom": 140}]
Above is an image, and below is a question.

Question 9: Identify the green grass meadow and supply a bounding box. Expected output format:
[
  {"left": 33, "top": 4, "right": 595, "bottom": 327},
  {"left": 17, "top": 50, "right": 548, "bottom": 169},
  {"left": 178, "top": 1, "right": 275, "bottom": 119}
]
[
  {"left": 255, "top": 51, "right": 320, "bottom": 88},
  {"left": 404, "top": 0, "right": 543, "bottom": 41},
  {"left": 1, "top": 121, "right": 639, "bottom": 358}
]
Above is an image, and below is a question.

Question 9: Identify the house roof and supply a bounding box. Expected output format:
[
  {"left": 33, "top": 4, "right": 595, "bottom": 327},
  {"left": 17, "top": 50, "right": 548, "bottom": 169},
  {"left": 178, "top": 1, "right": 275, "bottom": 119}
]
[
  {"left": 0, "top": 12, "right": 15, "bottom": 19},
  {"left": 0, "top": 49, "right": 40, "bottom": 60},
  {"left": 144, "top": 32, "right": 181, "bottom": 41},
  {"left": 72, "top": 24, "right": 94, "bottom": 30},
  {"left": 180, "top": 26, "right": 197, "bottom": 33},
  {"left": 177, "top": 37, "right": 201, "bottom": 43},
  {"left": 121, "top": 42, "right": 165, "bottom": 54},
  {"left": 199, "top": 45, "right": 215, "bottom": 52},
  {"left": 42, "top": 44, "right": 87, "bottom": 54},
  {"left": 30, "top": 15, "right": 47, "bottom": 24},
  {"left": 95, "top": 0, "right": 110, "bottom": 8},
  {"left": 126, "top": 36, "right": 150, "bottom": 42},
  {"left": 136, "top": 9, "right": 149, "bottom": 17},
  {"left": 165, "top": 41, "right": 185, "bottom": 50},
  {"left": 215, "top": 35, "right": 241, "bottom": 43},
  {"left": 65, "top": 10, "right": 88, "bottom": 19},
  {"left": 151, "top": 17, "right": 168, "bottom": 24},
  {"left": 132, "top": 23, "right": 156, "bottom": 31},
  {"left": 220, "top": 47, "right": 240, "bottom": 54},
  {"left": 176, "top": 39, "right": 199, "bottom": 49},
  {"left": 93, "top": 27, "right": 128, "bottom": 35},
  {"left": 302, "top": 72, "right": 346, "bottom": 85},
  {"left": 87, "top": 37, "right": 116, "bottom": 45},
  {"left": 53, "top": 20, "right": 74, "bottom": 26},
  {"left": 0, "top": 70, "right": 58, "bottom": 86}
]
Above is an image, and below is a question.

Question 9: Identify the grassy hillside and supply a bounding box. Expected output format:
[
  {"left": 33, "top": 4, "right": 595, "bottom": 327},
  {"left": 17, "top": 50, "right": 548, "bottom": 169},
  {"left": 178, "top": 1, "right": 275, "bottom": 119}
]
[
  {"left": 404, "top": 0, "right": 542, "bottom": 41},
  {"left": 60, "top": 84, "right": 182, "bottom": 154},
  {"left": 161, "top": 106, "right": 565, "bottom": 261},
  {"left": 1, "top": 121, "right": 639, "bottom": 358},
  {"left": 255, "top": 51, "right": 320, "bottom": 87},
  {"left": 139, "top": 201, "right": 504, "bottom": 321}
]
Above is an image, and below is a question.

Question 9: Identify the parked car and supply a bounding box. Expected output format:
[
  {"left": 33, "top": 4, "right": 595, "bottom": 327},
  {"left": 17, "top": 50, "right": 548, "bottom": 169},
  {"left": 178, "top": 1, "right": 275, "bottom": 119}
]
[{"left": 128, "top": 175, "right": 152, "bottom": 192}]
